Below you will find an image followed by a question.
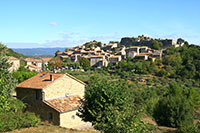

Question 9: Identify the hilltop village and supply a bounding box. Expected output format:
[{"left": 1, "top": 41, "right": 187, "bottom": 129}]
[
  {"left": 56, "top": 36, "right": 179, "bottom": 69},
  {"left": 9, "top": 35, "right": 181, "bottom": 72}
]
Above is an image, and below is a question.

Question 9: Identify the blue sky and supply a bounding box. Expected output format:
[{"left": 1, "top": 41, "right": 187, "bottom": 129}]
[{"left": 0, "top": 0, "right": 200, "bottom": 48}]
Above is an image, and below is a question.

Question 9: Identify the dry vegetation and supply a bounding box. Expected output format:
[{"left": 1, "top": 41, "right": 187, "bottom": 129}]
[{"left": 10, "top": 124, "right": 99, "bottom": 133}]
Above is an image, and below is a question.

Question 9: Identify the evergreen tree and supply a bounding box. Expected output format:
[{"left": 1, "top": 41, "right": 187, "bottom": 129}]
[{"left": 0, "top": 43, "right": 17, "bottom": 112}]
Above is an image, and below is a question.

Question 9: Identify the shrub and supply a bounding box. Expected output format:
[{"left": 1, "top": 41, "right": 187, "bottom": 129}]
[
  {"left": 9, "top": 99, "right": 26, "bottom": 112},
  {"left": 154, "top": 94, "right": 194, "bottom": 128},
  {"left": 0, "top": 112, "right": 41, "bottom": 132}
]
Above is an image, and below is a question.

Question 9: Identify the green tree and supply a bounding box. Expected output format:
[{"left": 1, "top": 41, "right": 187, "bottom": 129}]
[
  {"left": 49, "top": 57, "right": 64, "bottom": 69},
  {"left": 154, "top": 83, "right": 195, "bottom": 130},
  {"left": 151, "top": 40, "right": 163, "bottom": 50},
  {"left": 78, "top": 77, "right": 153, "bottom": 132},
  {"left": 55, "top": 50, "right": 60, "bottom": 56},
  {"left": 177, "top": 38, "right": 185, "bottom": 45},
  {"left": 79, "top": 57, "right": 90, "bottom": 71},
  {"left": 0, "top": 43, "right": 17, "bottom": 112}
]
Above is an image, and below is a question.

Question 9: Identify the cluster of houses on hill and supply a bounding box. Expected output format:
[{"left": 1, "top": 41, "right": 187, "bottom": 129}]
[
  {"left": 8, "top": 56, "right": 52, "bottom": 72},
  {"left": 9, "top": 36, "right": 180, "bottom": 71},
  {"left": 56, "top": 42, "right": 164, "bottom": 68}
]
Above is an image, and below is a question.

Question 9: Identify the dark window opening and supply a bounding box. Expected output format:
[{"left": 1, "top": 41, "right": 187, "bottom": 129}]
[
  {"left": 35, "top": 90, "right": 40, "bottom": 100},
  {"left": 48, "top": 112, "right": 53, "bottom": 121}
]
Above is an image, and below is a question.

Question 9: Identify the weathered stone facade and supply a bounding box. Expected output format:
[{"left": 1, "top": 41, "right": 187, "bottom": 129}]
[
  {"left": 8, "top": 57, "right": 20, "bottom": 72},
  {"left": 16, "top": 72, "right": 87, "bottom": 128},
  {"left": 44, "top": 75, "right": 85, "bottom": 99},
  {"left": 60, "top": 110, "right": 88, "bottom": 128}
]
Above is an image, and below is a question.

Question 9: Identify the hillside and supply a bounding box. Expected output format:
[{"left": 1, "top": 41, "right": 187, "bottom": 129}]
[{"left": 7, "top": 48, "right": 26, "bottom": 58}]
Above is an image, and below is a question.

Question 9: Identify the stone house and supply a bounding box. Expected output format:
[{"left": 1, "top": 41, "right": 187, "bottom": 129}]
[
  {"left": 135, "top": 54, "right": 149, "bottom": 60},
  {"left": 105, "top": 43, "right": 118, "bottom": 50},
  {"left": 127, "top": 51, "right": 137, "bottom": 58},
  {"left": 109, "top": 55, "right": 122, "bottom": 64},
  {"left": 16, "top": 72, "right": 89, "bottom": 128},
  {"left": 126, "top": 46, "right": 140, "bottom": 55},
  {"left": 8, "top": 56, "right": 20, "bottom": 72},
  {"left": 90, "top": 55, "right": 108, "bottom": 68},
  {"left": 26, "top": 64, "right": 42, "bottom": 72}
]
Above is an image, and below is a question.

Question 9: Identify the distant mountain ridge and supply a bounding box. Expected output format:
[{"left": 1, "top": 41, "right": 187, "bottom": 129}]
[{"left": 12, "top": 48, "right": 69, "bottom": 56}]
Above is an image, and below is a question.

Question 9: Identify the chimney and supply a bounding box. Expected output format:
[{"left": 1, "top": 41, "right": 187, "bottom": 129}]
[{"left": 50, "top": 74, "right": 54, "bottom": 81}]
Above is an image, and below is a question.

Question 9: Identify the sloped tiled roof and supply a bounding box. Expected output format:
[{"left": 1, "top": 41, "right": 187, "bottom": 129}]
[
  {"left": 16, "top": 72, "right": 86, "bottom": 89},
  {"left": 26, "top": 64, "right": 41, "bottom": 69},
  {"left": 43, "top": 95, "right": 81, "bottom": 113},
  {"left": 25, "top": 58, "right": 42, "bottom": 62},
  {"left": 42, "top": 58, "right": 52, "bottom": 62},
  {"left": 9, "top": 56, "right": 19, "bottom": 60},
  {"left": 135, "top": 54, "right": 148, "bottom": 56},
  {"left": 16, "top": 72, "right": 65, "bottom": 89}
]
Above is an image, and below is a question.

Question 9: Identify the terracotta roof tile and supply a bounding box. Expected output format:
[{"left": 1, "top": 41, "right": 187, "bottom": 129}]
[
  {"left": 16, "top": 72, "right": 65, "bottom": 89},
  {"left": 25, "top": 58, "right": 42, "bottom": 62},
  {"left": 136, "top": 54, "right": 148, "bottom": 56},
  {"left": 16, "top": 72, "right": 86, "bottom": 89},
  {"left": 43, "top": 96, "right": 81, "bottom": 112},
  {"left": 26, "top": 64, "right": 41, "bottom": 69},
  {"left": 9, "top": 56, "right": 19, "bottom": 60},
  {"left": 42, "top": 58, "right": 52, "bottom": 62}
]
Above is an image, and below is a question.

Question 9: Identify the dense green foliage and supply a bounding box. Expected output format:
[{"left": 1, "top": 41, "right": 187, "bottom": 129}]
[
  {"left": 0, "top": 43, "right": 41, "bottom": 131},
  {"left": 78, "top": 77, "right": 154, "bottom": 132},
  {"left": 79, "top": 57, "right": 90, "bottom": 71},
  {"left": 83, "top": 40, "right": 103, "bottom": 48},
  {"left": 6, "top": 48, "right": 26, "bottom": 59},
  {"left": 154, "top": 83, "right": 194, "bottom": 127},
  {"left": 0, "top": 43, "right": 17, "bottom": 112},
  {"left": 110, "top": 44, "right": 200, "bottom": 81},
  {"left": 0, "top": 112, "right": 41, "bottom": 132},
  {"left": 12, "top": 71, "right": 37, "bottom": 83},
  {"left": 49, "top": 56, "right": 64, "bottom": 69},
  {"left": 151, "top": 40, "right": 163, "bottom": 50}
]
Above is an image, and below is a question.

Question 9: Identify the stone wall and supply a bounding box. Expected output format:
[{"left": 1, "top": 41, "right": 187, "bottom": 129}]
[
  {"left": 16, "top": 88, "right": 60, "bottom": 125},
  {"left": 43, "top": 75, "right": 85, "bottom": 100},
  {"left": 9, "top": 59, "right": 20, "bottom": 72},
  {"left": 60, "top": 110, "right": 88, "bottom": 128}
]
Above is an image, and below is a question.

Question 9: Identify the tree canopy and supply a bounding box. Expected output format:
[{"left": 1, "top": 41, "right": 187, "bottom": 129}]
[{"left": 0, "top": 43, "right": 17, "bottom": 112}]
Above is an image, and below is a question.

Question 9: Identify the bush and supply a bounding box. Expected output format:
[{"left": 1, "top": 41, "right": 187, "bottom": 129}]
[
  {"left": 0, "top": 112, "right": 41, "bottom": 132},
  {"left": 154, "top": 94, "right": 194, "bottom": 128},
  {"left": 9, "top": 99, "right": 26, "bottom": 112}
]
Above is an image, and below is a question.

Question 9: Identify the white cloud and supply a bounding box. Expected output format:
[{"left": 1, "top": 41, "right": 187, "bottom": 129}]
[{"left": 49, "top": 22, "right": 58, "bottom": 26}]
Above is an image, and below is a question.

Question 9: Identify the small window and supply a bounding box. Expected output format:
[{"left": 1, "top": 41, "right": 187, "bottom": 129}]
[
  {"left": 71, "top": 115, "right": 75, "bottom": 120},
  {"left": 48, "top": 112, "right": 53, "bottom": 121},
  {"left": 34, "top": 90, "right": 40, "bottom": 100}
]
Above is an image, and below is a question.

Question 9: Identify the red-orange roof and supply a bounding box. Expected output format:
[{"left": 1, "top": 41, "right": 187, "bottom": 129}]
[
  {"left": 131, "top": 51, "right": 137, "bottom": 53},
  {"left": 110, "top": 55, "right": 121, "bottom": 58},
  {"left": 90, "top": 55, "right": 104, "bottom": 58},
  {"left": 16, "top": 72, "right": 86, "bottom": 89},
  {"left": 9, "top": 56, "right": 19, "bottom": 60},
  {"left": 25, "top": 58, "right": 42, "bottom": 62},
  {"left": 26, "top": 64, "right": 41, "bottom": 69},
  {"left": 42, "top": 58, "right": 52, "bottom": 62},
  {"left": 16, "top": 72, "right": 65, "bottom": 89},
  {"left": 136, "top": 54, "right": 148, "bottom": 56},
  {"left": 24, "top": 58, "right": 35, "bottom": 62},
  {"left": 43, "top": 95, "right": 81, "bottom": 112}
]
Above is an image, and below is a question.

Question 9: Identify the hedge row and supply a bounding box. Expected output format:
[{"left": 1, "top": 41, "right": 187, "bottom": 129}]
[{"left": 0, "top": 112, "right": 41, "bottom": 132}]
